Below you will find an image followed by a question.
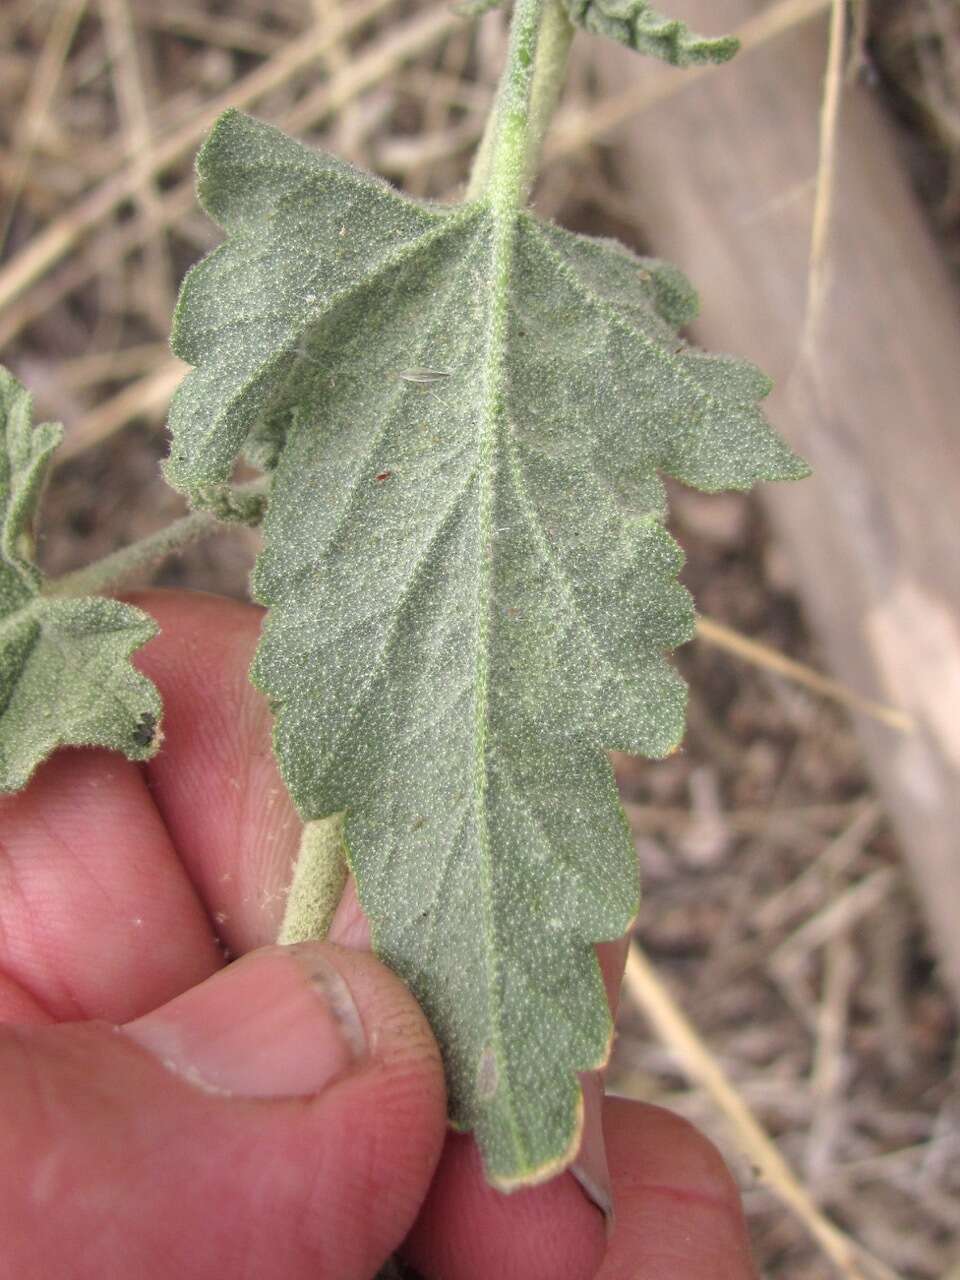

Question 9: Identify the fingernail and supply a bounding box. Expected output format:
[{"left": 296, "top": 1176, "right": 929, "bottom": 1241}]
[
  {"left": 571, "top": 1073, "right": 614, "bottom": 1234},
  {"left": 123, "top": 943, "right": 366, "bottom": 1098}
]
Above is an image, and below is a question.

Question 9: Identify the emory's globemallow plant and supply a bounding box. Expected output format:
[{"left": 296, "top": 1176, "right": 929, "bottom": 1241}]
[{"left": 0, "top": 0, "right": 807, "bottom": 1189}]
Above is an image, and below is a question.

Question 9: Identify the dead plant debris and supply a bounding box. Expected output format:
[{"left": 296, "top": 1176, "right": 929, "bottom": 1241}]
[{"left": 1, "top": 2, "right": 957, "bottom": 1276}]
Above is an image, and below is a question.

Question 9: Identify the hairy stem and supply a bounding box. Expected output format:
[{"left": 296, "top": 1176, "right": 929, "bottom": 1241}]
[
  {"left": 44, "top": 508, "right": 222, "bottom": 599},
  {"left": 523, "top": 0, "right": 575, "bottom": 192},
  {"left": 42, "top": 479, "right": 269, "bottom": 600},
  {"left": 466, "top": 0, "right": 574, "bottom": 204},
  {"left": 277, "top": 815, "right": 349, "bottom": 944}
]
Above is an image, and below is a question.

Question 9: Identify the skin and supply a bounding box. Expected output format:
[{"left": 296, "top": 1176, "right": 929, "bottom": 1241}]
[{"left": 0, "top": 589, "right": 757, "bottom": 1280}]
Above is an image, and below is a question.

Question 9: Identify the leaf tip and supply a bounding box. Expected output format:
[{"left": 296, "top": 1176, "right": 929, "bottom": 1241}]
[
  {"left": 773, "top": 451, "right": 813, "bottom": 483},
  {"left": 703, "top": 33, "right": 740, "bottom": 64},
  {"left": 197, "top": 106, "right": 245, "bottom": 171},
  {"left": 487, "top": 1084, "right": 587, "bottom": 1194},
  {"left": 194, "top": 107, "right": 246, "bottom": 221}
]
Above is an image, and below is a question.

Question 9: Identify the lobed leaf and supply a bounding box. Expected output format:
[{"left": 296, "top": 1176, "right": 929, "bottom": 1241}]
[
  {"left": 0, "top": 367, "right": 162, "bottom": 792},
  {"left": 564, "top": 0, "right": 739, "bottom": 64},
  {"left": 166, "top": 110, "right": 807, "bottom": 1186},
  {"left": 459, "top": 0, "right": 739, "bottom": 66}
]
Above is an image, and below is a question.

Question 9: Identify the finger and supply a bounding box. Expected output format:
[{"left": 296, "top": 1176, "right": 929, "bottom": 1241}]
[
  {"left": 596, "top": 1098, "right": 757, "bottom": 1280},
  {"left": 399, "top": 935, "right": 628, "bottom": 1280},
  {"left": 0, "top": 746, "right": 223, "bottom": 1024},
  {"left": 128, "top": 590, "right": 303, "bottom": 954},
  {"left": 1, "top": 941, "right": 446, "bottom": 1280},
  {"left": 131, "top": 589, "right": 631, "bottom": 1278},
  {"left": 569, "top": 932, "right": 629, "bottom": 1215},
  {"left": 401, "top": 1130, "right": 607, "bottom": 1280},
  {"left": 0, "top": 971, "right": 51, "bottom": 1024},
  {"left": 328, "top": 876, "right": 371, "bottom": 949}
]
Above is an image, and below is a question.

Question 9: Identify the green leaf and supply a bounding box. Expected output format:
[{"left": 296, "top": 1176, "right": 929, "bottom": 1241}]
[
  {"left": 166, "top": 110, "right": 807, "bottom": 1186},
  {"left": 564, "top": 0, "right": 739, "bottom": 64},
  {"left": 0, "top": 367, "right": 162, "bottom": 792},
  {"left": 460, "top": 0, "right": 740, "bottom": 66}
]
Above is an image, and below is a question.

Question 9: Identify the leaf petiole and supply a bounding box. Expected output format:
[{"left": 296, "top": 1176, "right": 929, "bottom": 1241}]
[
  {"left": 467, "top": 0, "right": 575, "bottom": 206},
  {"left": 43, "top": 478, "right": 269, "bottom": 602}
]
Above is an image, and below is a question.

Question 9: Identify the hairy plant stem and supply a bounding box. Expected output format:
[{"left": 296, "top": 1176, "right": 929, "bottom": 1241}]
[
  {"left": 277, "top": 815, "right": 350, "bottom": 945},
  {"left": 42, "top": 479, "right": 268, "bottom": 599},
  {"left": 43, "top": 508, "right": 224, "bottom": 599},
  {"left": 466, "top": 0, "right": 574, "bottom": 205}
]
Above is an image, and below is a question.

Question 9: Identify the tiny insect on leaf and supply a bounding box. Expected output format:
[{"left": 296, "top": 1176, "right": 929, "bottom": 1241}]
[{"left": 397, "top": 367, "right": 452, "bottom": 384}]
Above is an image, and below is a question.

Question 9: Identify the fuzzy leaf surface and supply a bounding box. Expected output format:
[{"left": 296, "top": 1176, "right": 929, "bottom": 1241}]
[
  {"left": 462, "top": 0, "right": 739, "bottom": 65},
  {"left": 166, "top": 110, "right": 807, "bottom": 1185},
  {"left": 0, "top": 367, "right": 162, "bottom": 792},
  {"left": 565, "top": 0, "right": 738, "bottom": 63}
]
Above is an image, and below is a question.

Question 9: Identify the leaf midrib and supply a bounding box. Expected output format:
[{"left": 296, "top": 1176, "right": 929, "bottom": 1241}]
[{"left": 473, "top": 196, "right": 527, "bottom": 1164}]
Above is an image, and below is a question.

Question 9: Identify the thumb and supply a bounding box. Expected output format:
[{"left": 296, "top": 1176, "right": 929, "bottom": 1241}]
[{"left": 1, "top": 943, "right": 446, "bottom": 1280}]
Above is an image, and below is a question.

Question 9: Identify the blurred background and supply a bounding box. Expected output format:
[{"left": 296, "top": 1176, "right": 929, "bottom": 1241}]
[{"left": 1, "top": 1, "right": 958, "bottom": 1275}]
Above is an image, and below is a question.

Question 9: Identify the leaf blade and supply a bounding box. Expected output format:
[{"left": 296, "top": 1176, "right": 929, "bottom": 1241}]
[
  {"left": 0, "top": 367, "right": 162, "bottom": 792},
  {"left": 167, "top": 111, "right": 806, "bottom": 1185},
  {"left": 566, "top": 0, "right": 740, "bottom": 65},
  {"left": 461, "top": 0, "right": 739, "bottom": 66}
]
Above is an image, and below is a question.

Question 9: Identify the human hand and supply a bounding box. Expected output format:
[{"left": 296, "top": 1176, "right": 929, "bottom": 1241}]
[{"left": 0, "top": 590, "right": 757, "bottom": 1279}]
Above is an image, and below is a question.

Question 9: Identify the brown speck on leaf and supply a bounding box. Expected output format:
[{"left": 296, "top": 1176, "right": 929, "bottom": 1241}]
[{"left": 376, "top": 471, "right": 392, "bottom": 482}]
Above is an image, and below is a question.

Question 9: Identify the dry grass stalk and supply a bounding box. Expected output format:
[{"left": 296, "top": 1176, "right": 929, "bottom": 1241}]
[
  {"left": 56, "top": 360, "right": 188, "bottom": 463},
  {"left": 0, "top": 1, "right": 460, "bottom": 350},
  {"left": 753, "top": 803, "right": 882, "bottom": 933},
  {"left": 806, "top": 925, "right": 857, "bottom": 1187},
  {"left": 622, "top": 799, "right": 869, "bottom": 838},
  {"left": 696, "top": 615, "right": 915, "bottom": 733},
  {"left": 622, "top": 942, "right": 902, "bottom": 1280},
  {"left": 0, "top": 0, "right": 88, "bottom": 253},
  {"left": 134, "top": 4, "right": 288, "bottom": 55},
  {"left": 100, "top": 0, "right": 175, "bottom": 331},
  {"left": 0, "top": 0, "right": 414, "bottom": 317},
  {"left": 54, "top": 341, "right": 172, "bottom": 389},
  {"left": 796, "top": 0, "right": 847, "bottom": 364},
  {"left": 770, "top": 865, "right": 898, "bottom": 1000}
]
